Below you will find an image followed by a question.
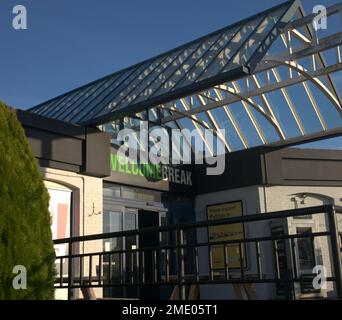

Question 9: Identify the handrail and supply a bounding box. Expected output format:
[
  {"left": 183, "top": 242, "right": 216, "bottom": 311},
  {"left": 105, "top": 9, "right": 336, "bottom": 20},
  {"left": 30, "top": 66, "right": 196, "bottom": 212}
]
[
  {"left": 53, "top": 204, "right": 342, "bottom": 300},
  {"left": 54, "top": 204, "right": 337, "bottom": 245}
]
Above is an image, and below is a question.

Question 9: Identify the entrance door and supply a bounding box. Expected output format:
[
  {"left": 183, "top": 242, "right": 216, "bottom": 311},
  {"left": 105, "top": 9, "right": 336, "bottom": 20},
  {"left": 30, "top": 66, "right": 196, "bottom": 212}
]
[
  {"left": 102, "top": 208, "right": 139, "bottom": 298},
  {"left": 138, "top": 210, "right": 160, "bottom": 299},
  {"left": 103, "top": 210, "right": 123, "bottom": 298},
  {"left": 123, "top": 209, "right": 139, "bottom": 298}
]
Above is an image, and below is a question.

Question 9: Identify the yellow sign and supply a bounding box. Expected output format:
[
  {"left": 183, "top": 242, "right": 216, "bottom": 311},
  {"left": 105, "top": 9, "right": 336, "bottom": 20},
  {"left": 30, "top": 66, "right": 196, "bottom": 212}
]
[{"left": 207, "top": 201, "right": 246, "bottom": 270}]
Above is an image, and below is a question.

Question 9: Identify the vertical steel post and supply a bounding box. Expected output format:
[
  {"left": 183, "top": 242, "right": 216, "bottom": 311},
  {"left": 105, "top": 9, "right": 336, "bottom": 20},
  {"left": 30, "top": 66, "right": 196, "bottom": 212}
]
[
  {"left": 255, "top": 241, "right": 262, "bottom": 280},
  {"left": 79, "top": 256, "right": 83, "bottom": 286},
  {"left": 224, "top": 244, "right": 230, "bottom": 281},
  {"left": 59, "top": 257, "right": 63, "bottom": 287},
  {"left": 67, "top": 238, "right": 73, "bottom": 300},
  {"left": 195, "top": 247, "right": 200, "bottom": 282},
  {"left": 327, "top": 206, "right": 342, "bottom": 299},
  {"left": 67, "top": 198, "right": 74, "bottom": 300},
  {"left": 176, "top": 229, "right": 186, "bottom": 300}
]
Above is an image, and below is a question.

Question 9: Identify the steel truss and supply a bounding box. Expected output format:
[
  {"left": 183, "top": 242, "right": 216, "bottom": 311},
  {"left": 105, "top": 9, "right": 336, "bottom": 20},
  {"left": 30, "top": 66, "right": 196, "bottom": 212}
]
[
  {"left": 155, "top": 3, "right": 342, "bottom": 153},
  {"left": 30, "top": 1, "right": 342, "bottom": 156}
]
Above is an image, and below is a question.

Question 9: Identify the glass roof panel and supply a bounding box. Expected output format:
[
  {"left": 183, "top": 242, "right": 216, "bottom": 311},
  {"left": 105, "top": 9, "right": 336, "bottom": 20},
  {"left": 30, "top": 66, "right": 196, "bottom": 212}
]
[
  {"left": 285, "top": 83, "right": 325, "bottom": 134},
  {"left": 172, "top": 25, "right": 242, "bottom": 88},
  {"left": 28, "top": 1, "right": 342, "bottom": 158},
  {"left": 135, "top": 33, "right": 223, "bottom": 101},
  {"left": 62, "top": 67, "right": 137, "bottom": 123},
  {"left": 263, "top": 90, "right": 303, "bottom": 139},
  {"left": 305, "top": 80, "right": 342, "bottom": 130},
  {"left": 195, "top": 18, "right": 261, "bottom": 82},
  {"left": 79, "top": 63, "right": 152, "bottom": 122},
  {"left": 247, "top": 101, "right": 280, "bottom": 143},
  {"left": 330, "top": 72, "right": 342, "bottom": 101},
  {"left": 210, "top": 107, "right": 246, "bottom": 151},
  {"left": 195, "top": 112, "right": 214, "bottom": 130},
  {"left": 100, "top": 49, "right": 184, "bottom": 115},
  {"left": 228, "top": 101, "right": 264, "bottom": 147},
  {"left": 223, "top": 15, "right": 272, "bottom": 72},
  {"left": 44, "top": 83, "right": 97, "bottom": 118},
  {"left": 30, "top": 0, "right": 296, "bottom": 125},
  {"left": 61, "top": 74, "right": 123, "bottom": 122}
]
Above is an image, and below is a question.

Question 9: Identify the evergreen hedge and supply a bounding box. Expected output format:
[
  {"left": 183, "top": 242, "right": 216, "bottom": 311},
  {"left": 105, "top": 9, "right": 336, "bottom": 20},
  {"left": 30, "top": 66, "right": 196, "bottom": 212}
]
[{"left": 0, "top": 101, "right": 55, "bottom": 299}]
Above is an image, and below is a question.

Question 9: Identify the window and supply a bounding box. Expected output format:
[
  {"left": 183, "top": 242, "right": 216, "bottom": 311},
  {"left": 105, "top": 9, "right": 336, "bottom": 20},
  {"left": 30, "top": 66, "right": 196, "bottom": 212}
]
[
  {"left": 103, "top": 211, "right": 123, "bottom": 252},
  {"left": 296, "top": 227, "right": 315, "bottom": 271},
  {"left": 103, "top": 182, "right": 161, "bottom": 202}
]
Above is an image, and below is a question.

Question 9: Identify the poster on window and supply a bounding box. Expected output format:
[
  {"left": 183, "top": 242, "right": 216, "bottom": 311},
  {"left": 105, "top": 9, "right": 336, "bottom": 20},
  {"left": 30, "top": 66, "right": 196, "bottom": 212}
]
[
  {"left": 207, "top": 201, "right": 246, "bottom": 270},
  {"left": 48, "top": 188, "right": 72, "bottom": 258}
]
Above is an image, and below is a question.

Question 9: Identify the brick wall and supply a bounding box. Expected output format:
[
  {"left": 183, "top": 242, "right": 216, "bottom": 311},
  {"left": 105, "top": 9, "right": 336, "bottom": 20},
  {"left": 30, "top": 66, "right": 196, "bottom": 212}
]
[{"left": 41, "top": 167, "right": 104, "bottom": 299}]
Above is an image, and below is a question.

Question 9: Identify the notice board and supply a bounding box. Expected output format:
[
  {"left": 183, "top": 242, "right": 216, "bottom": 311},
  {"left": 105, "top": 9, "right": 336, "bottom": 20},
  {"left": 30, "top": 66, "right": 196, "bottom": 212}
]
[{"left": 207, "top": 201, "right": 247, "bottom": 270}]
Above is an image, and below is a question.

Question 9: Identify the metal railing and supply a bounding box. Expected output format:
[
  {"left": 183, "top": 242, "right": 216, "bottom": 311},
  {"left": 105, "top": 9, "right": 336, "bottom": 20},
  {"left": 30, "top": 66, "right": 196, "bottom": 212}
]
[{"left": 53, "top": 205, "right": 342, "bottom": 300}]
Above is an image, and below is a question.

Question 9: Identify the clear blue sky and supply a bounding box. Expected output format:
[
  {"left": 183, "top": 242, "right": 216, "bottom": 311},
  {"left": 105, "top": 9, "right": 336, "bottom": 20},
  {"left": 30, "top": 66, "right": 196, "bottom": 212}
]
[{"left": 0, "top": 0, "right": 340, "bottom": 149}]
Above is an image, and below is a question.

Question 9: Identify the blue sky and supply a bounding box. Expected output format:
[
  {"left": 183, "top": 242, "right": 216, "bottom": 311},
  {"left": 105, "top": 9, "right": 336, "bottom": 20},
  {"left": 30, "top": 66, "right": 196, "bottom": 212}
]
[{"left": 0, "top": 0, "right": 341, "bottom": 148}]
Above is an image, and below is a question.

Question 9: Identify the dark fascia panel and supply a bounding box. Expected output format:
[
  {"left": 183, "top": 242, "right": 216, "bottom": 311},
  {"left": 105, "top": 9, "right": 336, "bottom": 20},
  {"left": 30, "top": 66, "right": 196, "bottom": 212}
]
[
  {"left": 16, "top": 108, "right": 111, "bottom": 177},
  {"left": 193, "top": 146, "right": 267, "bottom": 194},
  {"left": 84, "top": 127, "right": 111, "bottom": 177},
  {"left": 264, "top": 148, "right": 342, "bottom": 186},
  {"left": 24, "top": 127, "right": 83, "bottom": 166},
  {"left": 15, "top": 108, "right": 86, "bottom": 139},
  {"left": 194, "top": 146, "right": 342, "bottom": 194},
  {"left": 280, "top": 148, "right": 342, "bottom": 161},
  {"left": 37, "top": 159, "right": 81, "bottom": 173}
]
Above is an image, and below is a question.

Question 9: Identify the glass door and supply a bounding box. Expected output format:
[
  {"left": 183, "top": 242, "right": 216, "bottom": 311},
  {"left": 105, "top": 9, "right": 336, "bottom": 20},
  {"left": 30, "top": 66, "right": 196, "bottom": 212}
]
[
  {"left": 123, "top": 208, "right": 139, "bottom": 298},
  {"left": 103, "top": 210, "right": 123, "bottom": 298},
  {"left": 138, "top": 209, "right": 161, "bottom": 299},
  {"left": 102, "top": 207, "right": 139, "bottom": 298}
]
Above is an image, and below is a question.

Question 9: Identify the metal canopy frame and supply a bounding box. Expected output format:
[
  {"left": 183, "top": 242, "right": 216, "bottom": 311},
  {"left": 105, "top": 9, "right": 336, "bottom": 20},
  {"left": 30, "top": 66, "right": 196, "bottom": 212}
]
[{"left": 29, "top": 0, "right": 342, "bottom": 156}]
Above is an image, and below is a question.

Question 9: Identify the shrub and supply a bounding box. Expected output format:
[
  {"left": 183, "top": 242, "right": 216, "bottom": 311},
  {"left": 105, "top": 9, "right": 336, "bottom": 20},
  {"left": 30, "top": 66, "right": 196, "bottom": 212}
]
[{"left": 0, "top": 101, "right": 55, "bottom": 299}]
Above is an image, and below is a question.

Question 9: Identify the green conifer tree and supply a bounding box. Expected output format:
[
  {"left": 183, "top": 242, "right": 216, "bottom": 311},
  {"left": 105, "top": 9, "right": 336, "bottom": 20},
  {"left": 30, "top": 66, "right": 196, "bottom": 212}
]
[{"left": 0, "top": 101, "right": 55, "bottom": 299}]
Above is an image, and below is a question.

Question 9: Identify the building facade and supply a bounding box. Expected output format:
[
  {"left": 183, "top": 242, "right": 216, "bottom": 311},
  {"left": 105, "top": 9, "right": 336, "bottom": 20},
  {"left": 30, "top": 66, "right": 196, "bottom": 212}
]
[
  {"left": 17, "top": 109, "right": 342, "bottom": 299},
  {"left": 14, "top": 0, "right": 342, "bottom": 299}
]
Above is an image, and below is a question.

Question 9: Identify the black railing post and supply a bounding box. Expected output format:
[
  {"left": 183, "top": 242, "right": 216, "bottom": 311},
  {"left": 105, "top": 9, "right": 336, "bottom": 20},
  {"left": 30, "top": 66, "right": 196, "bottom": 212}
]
[
  {"left": 176, "top": 228, "right": 185, "bottom": 300},
  {"left": 67, "top": 198, "right": 74, "bottom": 300},
  {"left": 67, "top": 237, "right": 73, "bottom": 300},
  {"left": 327, "top": 205, "right": 342, "bottom": 299},
  {"left": 285, "top": 268, "right": 293, "bottom": 300}
]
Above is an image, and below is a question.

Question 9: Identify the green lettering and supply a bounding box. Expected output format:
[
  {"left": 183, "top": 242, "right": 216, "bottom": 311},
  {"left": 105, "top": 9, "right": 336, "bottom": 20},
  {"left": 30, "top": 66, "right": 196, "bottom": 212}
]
[
  {"left": 132, "top": 162, "right": 139, "bottom": 175},
  {"left": 155, "top": 164, "right": 161, "bottom": 180},
  {"left": 139, "top": 165, "right": 144, "bottom": 176},
  {"left": 146, "top": 164, "right": 153, "bottom": 178},
  {"left": 125, "top": 161, "right": 131, "bottom": 174},
  {"left": 110, "top": 154, "right": 118, "bottom": 172},
  {"left": 150, "top": 165, "right": 156, "bottom": 179},
  {"left": 118, "top": 156, "right": 125, "bottom": 173},
  {"left": 111, "top": 154, "right": 163, "bottom": 180}
]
